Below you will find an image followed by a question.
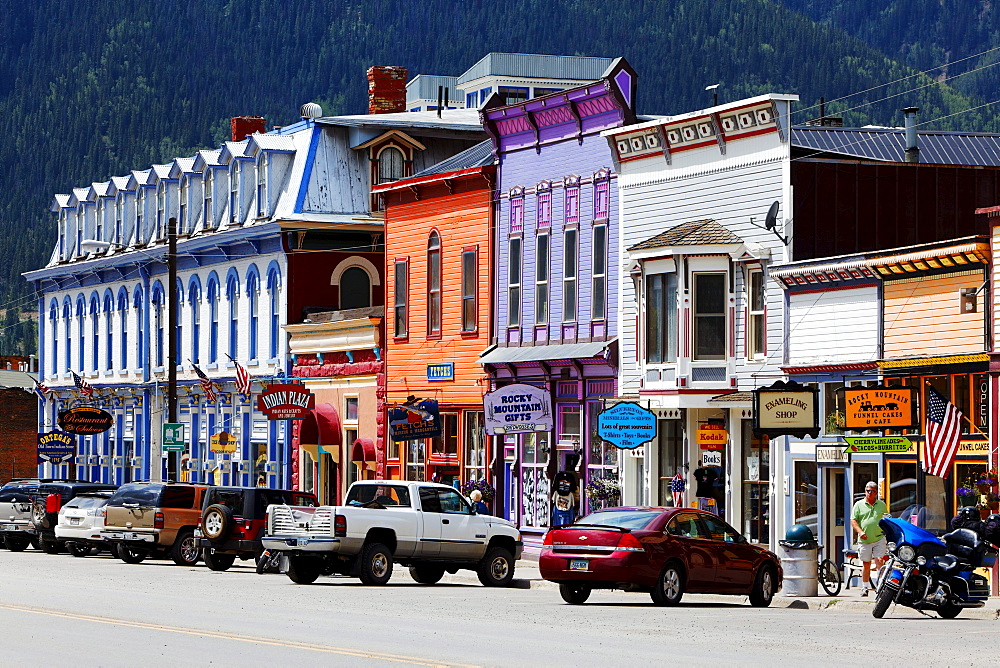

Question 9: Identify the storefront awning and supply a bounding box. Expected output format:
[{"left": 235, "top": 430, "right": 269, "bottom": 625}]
[
  {"left": 351, "top": 438, "right": 376, "bottom": 472},
  {"left": 707, "top": 391, "right": 753, "bottom": 405},
  {"left": 479, "top": 339, "right": 615, "bottom": 365},
  {"left": 298, "top": 402, "right": 342, "bottom": 460}
]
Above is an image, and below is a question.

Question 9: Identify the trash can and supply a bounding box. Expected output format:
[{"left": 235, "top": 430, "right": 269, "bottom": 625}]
[{"left": 778, "top": 524, "right": 819, "bottom": 597}]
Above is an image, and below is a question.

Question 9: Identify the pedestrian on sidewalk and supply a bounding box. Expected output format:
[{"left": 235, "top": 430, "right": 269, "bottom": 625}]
[
  {"left": 851, "top": 481, "right": 888, "bottom": 597},
  {"left": 469, "top": 489, "right": 490, "bottom": 515}
]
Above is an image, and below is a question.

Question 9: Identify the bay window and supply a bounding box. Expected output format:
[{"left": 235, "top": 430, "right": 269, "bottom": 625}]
[
  {"left": 646, "top": 273, "right": 677, "bottom": 364},
  {"left": 693, "top": 273, "right": 726, "bottom": 360}
]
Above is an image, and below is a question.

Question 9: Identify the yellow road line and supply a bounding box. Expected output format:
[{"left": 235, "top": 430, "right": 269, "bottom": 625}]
[{"left": 0, "top": 602, "right": 476, "bottom": 667}]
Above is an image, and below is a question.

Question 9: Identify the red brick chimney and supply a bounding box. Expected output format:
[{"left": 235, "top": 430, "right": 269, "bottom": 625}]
[
  {"left": 367, "top": 66, "right": 408, "bottom": 114},
  {"left": 231, "top": 116, "right": 267, "bottom": 141}
]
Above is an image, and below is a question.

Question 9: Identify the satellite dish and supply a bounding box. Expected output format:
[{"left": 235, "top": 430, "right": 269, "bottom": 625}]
[{"left": 764, "top": 201, "right": 780, "bottom": 230}]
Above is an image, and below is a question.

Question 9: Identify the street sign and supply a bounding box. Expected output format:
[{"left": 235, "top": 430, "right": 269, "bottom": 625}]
[
  {"left": 162, "top": 423, "right": 186, "bottom": 452},
  {"left": 843, "top": 435, "right": 912, "bottom": 453}
]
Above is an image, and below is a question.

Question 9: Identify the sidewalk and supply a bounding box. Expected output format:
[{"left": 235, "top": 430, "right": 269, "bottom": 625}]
[{"left": 441, "top": 553, "right": 1000, "bottom": 620}]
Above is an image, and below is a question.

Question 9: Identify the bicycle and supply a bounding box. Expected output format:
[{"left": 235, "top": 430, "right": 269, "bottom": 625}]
[{"left": 818, "top": 556, "right": 842, "bottom": 596}]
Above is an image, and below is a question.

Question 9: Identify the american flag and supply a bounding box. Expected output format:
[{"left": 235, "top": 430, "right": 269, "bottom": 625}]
[
  {"left": 924, "top": 386, "right": 963, "bottom": 478},
  {"left": 229, "top": 355, "right": 253, "bottom": 396},
  {"left": 71, "top": 371, "right": 94, "bottom": 399},
  {"left": 33, "top": 379, "right": 51, "bottom": 403},
  {"left": 192, "top": 364, "right": 216, "bottom": 403}
]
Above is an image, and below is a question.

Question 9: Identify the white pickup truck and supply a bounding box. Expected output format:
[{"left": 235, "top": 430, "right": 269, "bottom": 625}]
[{"left": 262, "top": 480, "right": 522, "bottom": 586}]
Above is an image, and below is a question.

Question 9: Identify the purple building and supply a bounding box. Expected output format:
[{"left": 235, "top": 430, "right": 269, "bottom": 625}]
[{"left": 480, "top": 58, "right": 637, "bottom": 530}]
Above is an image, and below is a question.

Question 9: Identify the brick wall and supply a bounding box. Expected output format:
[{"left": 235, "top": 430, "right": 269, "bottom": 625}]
[{"left": 0, "top": 388, "right": 37, "bottom": 484}]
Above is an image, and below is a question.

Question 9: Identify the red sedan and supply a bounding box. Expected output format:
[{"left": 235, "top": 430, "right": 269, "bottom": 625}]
[{"left": 539, "top": 507, "right": 782, "bottom": 606}]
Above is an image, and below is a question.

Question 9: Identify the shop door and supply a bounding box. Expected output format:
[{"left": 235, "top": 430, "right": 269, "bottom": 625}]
[
  {"left": 825, "top": 468, "right": 845, "bottom": 565},
  {"left": 658, "top": 420, "right": 683, "bottom": 506},
  {"left": 322, "top": 452, "right": 338, "bottom": 506}
]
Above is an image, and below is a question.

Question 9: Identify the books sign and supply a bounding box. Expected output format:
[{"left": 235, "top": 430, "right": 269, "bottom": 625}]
[
  {"left": 257, "top": 384, "right": 315, "bottom": 420},
  {"left": 483, "top": 384, "right": 554, "bottom": 434}
]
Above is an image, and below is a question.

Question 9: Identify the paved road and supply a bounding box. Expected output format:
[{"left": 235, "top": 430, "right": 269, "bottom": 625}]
[{"left": 0, "top": 548, "right": 997, "bottom": 666}]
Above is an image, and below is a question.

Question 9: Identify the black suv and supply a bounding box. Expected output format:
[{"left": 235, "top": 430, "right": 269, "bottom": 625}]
[
  {"left": 31, "top": 481, "right": 119, "bottom": 553},
  {"left": 197, "top": 486, "right": 316, "bottom": 571}
]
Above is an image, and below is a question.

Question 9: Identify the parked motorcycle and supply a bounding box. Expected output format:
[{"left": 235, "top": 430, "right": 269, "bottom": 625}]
[{"left": 872, "top": 511, "right": 998, "bottom": 619}]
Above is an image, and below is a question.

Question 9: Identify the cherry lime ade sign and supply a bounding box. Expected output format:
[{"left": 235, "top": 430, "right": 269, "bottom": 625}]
[{"left": 597, "top": 403, "right": 657, "bottom": 450}]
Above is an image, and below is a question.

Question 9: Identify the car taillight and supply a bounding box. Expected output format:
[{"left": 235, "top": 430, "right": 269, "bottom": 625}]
[
  {"left": 154, "top": 512, "right": 164, "bottom": 529},
  {"left": 46, "top": 494, "right": 61, "bottom": 513},
  {"left": 334, "top": 515, "right": 346, "bottom": 537},
  {"left": 615, "top": 532, "right": 645, "bottom": 552},
  {"left": 97, "top": 507, "right": 106, "bottom": 519},
  {"left": 542, "top": 531, "right": 554, "bottom": 546}
]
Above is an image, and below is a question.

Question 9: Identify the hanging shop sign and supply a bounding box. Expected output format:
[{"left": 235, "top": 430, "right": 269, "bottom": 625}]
[
  {"left": 483, "top": 384, "right": 553, "bottom": 434},
  {"left": 753, "top": 380, "right": 819, "bottom": 438},
  {"left": 210, "top": 431, "right": 238, "bottom": 454},
  {"left": 701, "top": 449, "right": 723, "bottom": 467},
  {"left": 597, "top": 403, "right": 657, "bottom": 450},
  {"left": 388, "top": 398, "right": 441, "bottom": 441},
  {"left": 696, "top": 424, "right": 728, "bottom": 450},
  {"left": 843, "top": 435, "right": 912, "bottom": 453},
  {"left": 57, "top": 406, "right": 114, "bottom": 435},
  {"left": 840, "top": 386, "right": 918, "bottom": 430},
  {"left": 817, "top": 445, "right": 850, "bottom": 464},
  {"left": 37, "top": 431, "right": 76, "bottom": 465},
  {"left": 257, "top": 384, "right": 315, "bottom": 420}
]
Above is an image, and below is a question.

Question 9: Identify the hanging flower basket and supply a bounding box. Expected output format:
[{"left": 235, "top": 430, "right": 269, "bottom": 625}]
[{"left": 460, "top": 479, "right": 495, "bottom": 503}]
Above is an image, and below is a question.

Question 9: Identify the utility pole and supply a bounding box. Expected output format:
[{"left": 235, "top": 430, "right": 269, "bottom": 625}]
[{"left": 167, "top": 216, "right": 178, "bottom": 481}]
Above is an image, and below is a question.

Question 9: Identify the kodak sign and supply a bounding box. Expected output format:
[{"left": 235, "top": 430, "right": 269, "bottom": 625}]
[{"left": 696, "top": 424, "right": 728, "bottom": 450}]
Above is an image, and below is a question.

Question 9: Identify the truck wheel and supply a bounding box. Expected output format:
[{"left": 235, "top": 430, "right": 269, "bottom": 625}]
[
  {"left": 201, "top": 504, "right": 234, "bottom": 542},
  {"left": 68, "top": 542, "right": 93, "bottom": 558},
  {"left": 287, "top": 555, "right": 321, "bottom": 584},
  {"left": 409, "top": 563, "right": 445, "bottom": 584},
  {"left": 477, "top": 547, "right": 515, "bottom": 587},
  {"left": 559, "top": 583, "right": 591, "bottom": 604},
  {"left": 119, "top": 546, "right": 148, "bottom": 564},
  {"left": 203, "top": 549, "right": 236, "bottom": 571},
  {"left": 359, "top": 542, "right": 394, "bottom": 585},
  {"left": 170, "top": 530, "right": 200, "bottom": 566},
  {"left": 4, "top": 535, "right": 30, "bottom": 552}
]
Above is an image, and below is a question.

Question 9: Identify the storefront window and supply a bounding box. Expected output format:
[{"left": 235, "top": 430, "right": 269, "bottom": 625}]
[
  {"left": 586, "top": 402, "right": 617, "bottom": 512},
  {"left": 794, "top": 460, "right": 818, "bottom": 540},
  {"left": 742, "top": 422, "right": 769, "bottom": 543},
  {"left": 954, "top": 374, "right": 970, "bottom": 433},
  {"left": 852, "top": 462, "right": 878, "bottom": 505},
  {"left": 823, "top": 382, "right": 844, "bottom": 435},
  {"left": 974, "top": 373, "right": 989, "bottom": 432},
  {"left": 520, "top": 432, "right": 550, "bottom": 527},
  {"left": 301, "top": 450, "right": 315, "bottom": 495},
  {"left": 887, "top": 460, "right": 917, "bottom": 518},
  {"left": 432, "top": 414, "right": 459, "bottom": 455}
]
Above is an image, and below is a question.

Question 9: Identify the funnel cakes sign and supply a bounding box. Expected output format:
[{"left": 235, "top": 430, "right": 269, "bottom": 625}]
[{"left": 840, "top": 386, "right": 917, "bottom": 430}]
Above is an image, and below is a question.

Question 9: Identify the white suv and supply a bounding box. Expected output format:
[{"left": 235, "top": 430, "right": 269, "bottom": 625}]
[{"left": 55, "top": 492, "right": 117, "bottom": 557}]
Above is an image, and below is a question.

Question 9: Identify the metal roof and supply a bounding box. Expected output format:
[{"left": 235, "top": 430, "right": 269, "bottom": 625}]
[
  {"left": 0, "top": 369, "right": 36, "bottom": 390},
  {"left": 248, "top": 134, "right": 296, "bottom": 152},
  {"left": 792, "top": 126, "right": 1000, "bottom": 166},
  {"left": 318, "top": 108, "right": 484, "bottom": 133},
  {"left": 410, "top": 140, "right": 494, "bottom": 179},
  {"left": 457, "top": 53, "right": 614, "bottom": 86},
  {"left": 407, "top": 74, "right": 460, "bottom": 100},
  {"left": 479, "top": 340, "right": 614, "bottom": 365}
]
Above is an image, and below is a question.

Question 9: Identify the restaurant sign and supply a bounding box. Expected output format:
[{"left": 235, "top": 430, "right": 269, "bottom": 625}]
[
  {"left": 57, "top": 406, "right": 114, "bottom": 435},
  {"left": 752, "top": 380, "right": 819, "bottom": 438},
  {"left": 257, "top": 384, "right": 315, "bottom": 420},
  {"left": 597, "top": 403, "right": 657, "bottom": 450},
  {"left": 841, "top": 386, "right": 918, "bottom": 430},
  {"left": 37, "top": 431, "right": 76, "bottom": 464},
  {"left": 388, "top": 398, "right": 441, "bottom": 441},
  {"left": 483, "top": 384, "right": 553, "bottom": 435}
]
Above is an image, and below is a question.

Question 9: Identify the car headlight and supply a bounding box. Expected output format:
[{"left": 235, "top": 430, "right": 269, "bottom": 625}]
[{"left": 897, "top": 545, "right": 916, "bottom": 562}]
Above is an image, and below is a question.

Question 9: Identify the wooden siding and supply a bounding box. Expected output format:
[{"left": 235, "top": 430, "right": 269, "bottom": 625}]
[
  {"left": 994, "top": 226, "right": 1000, "bottom": 351},
  {"left": 787, "top": 287, "right": 879, "bottom": 365},
  {"left": 883, "top": 270, "right": 986, "bottom": 358},
  {"left": 384, "top": 185, "right": 491, "bottom": 404}
]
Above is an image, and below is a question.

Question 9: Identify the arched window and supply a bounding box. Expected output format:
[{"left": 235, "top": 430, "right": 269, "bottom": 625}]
[
  {"left": 49, "top": 301, "right": 59, "bottom": 375},
  {"left": 189, "top": 282, "right": 202, "bottom": 364},
  {"left": 133, "top": 287, "right": 144, "bottom": 370},
  {"left": 103, "top": 293, "right": 114, "bottom": 372},
  {"left": 203, "top": 169, "right": 214, "bottom": 230},
  {"left": 377, "top": 146, "right": 404, "bottom": 184},
  {"left": 152, "top": 285, "right": 164, "bottom": 367},
  {"left": 267, "top": 270, "right": 281, "bottom": 359},
  {"left": 227, "top": 276, "right": 239, "bottom": 359},
  {"left": 427, "top": 231, "right": 441, "bottom": 335},
  {"left": 117, "top": 290, "right": 128, "bottom": 370},
  {"left": 76, "top": 297, "right": 86, "bottom": 371},
  {"left": 63, "top": 300, "right": 71, "bottom": 373},
  {"left": 207, "top": 277, "right": 219, "bottom": 363},
  {"left": 247, "top": 272, "right": 259, "bottom": 360},
  {"left": 90, "top": 297, "right": 100, "bottom": 372},
  {"left": 340, "top": 267, "right": 371, "bottom": 310}
]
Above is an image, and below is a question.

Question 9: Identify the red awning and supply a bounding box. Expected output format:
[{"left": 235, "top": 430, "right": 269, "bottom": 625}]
[
  {"left": 298, "top": 403, "right": 342, "bottom": 459},
  {"left": 351, "top": 438, "right": 376, "bottom": 471}
]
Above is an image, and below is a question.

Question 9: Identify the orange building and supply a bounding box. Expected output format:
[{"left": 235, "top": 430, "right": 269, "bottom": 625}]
[{"left": 374, "top": 142, "right": 495, "bottom": 489}]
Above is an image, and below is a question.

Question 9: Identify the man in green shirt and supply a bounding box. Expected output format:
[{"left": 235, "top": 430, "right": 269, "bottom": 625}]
[{"left": 851, "top": 480, "right": 888, "bottom": 596}]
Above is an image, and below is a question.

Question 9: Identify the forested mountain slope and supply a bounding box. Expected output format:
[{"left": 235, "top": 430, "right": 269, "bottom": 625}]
[{"left": 2, "top": 0, "right": 999, "bottom": 354}]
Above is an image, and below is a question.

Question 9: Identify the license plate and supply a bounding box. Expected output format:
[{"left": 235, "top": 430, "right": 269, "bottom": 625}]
[
  {"left": 123, "top": 532, "right": 139, "bottom": 541},
  {"left": 69, "top": 518, "right": 82, "bottom": 525},
  {"left": 296, "top": 538, "right": 309, "bottom": 547},
  {"left": 2, "top": 524, "right": 18, "bottom": 531},
  {"left": 569, "top": 559, "right": 589, "bottom": 571}
]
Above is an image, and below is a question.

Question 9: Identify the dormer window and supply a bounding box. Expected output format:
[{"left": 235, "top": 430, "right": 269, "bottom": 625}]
[
  {"left": 115, "top": 196, "right": 123, "bottom": 246},
  {"left": 135, "top": 189, "right": 144, "bottom": 242},
  {"left": 179, "top": 178, "right": 188, "bottom": 233},
  {"left": 203, "top": 169, "right": 214, "bottom": 229},
  {"left": 75, "top": 208, "right": 84, "bottom": 256},
  {"left": 59, "top": 210, "right": 67, "bottom": 260},
  {"left": 377, "top": 146, "right": 404, "bottom": 184},
  {"left": 156, "top": 182, "right": 166, "bottom": 240},
  {"left": 95, "top": 200, "right": 104, "bottom": 243},
  {"left": 256, "top": 156, "right": 267, "bottom": 217},
  {"left": 229, "top": 164, "right": 240, "bottom": 224}
]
